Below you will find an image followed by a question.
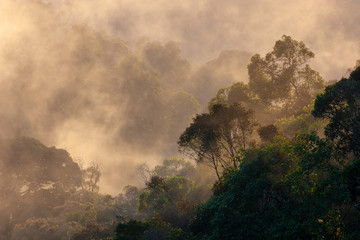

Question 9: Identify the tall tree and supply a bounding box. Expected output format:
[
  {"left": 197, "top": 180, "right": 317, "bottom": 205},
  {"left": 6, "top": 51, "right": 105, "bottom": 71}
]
[
  {"left": 208, "top": 82, "right": 252, "bottom": 110},
  {"left": 0, "top": 137, "right": 82, "bottom": 238},
  {"left": 248, "top": 35, "right": 324, "bottom": 115},
  {"left": 191, "top": 135, "right": 354, "bottom": 240},
  {"left": 81, "top": 162, "right": 101, "bottom": 192},
  {"left": 312, "top": 67, "right": 360, "bottom": 157},
  {"left": 178, "top": 103, "right": 257, "bottom": 180}
]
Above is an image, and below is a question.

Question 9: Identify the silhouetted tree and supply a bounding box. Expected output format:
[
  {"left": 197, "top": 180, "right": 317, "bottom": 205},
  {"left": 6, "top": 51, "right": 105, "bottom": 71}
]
[
  {"left": 258, "top": 124, "right": 279, "bottom": 143},
  {"left": 179, "top": 103, "right": 257, "bottom": 181},
  {"left": 248, "top": 35, "right": 324, "bottom": 115},
  {"left": 82, "top": 161, "right": 101, "bottom": 192},
  {"left": 70, "top": 223, "right": 113, "bottom": 240},
  {"left": 313, "top": 67, "right": 360, "bottom": 157},
  {"left": 114, "top": 219, "right": 149, "bottom": 240},
  {"left": 0, "top": 137, "right": 82, "bottom": 238},
  {"left": 191, "top": 135, "right": 354, "bottom": 240}
]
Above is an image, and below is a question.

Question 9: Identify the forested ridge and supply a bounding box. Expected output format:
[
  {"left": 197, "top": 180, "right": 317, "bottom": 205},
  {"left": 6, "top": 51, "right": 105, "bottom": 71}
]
[
  {"left": 1, "top": 1, "right": 360, "bottom": 239},
  {"left": 2, "top": 30, "right": 360, "bottom": 240}
]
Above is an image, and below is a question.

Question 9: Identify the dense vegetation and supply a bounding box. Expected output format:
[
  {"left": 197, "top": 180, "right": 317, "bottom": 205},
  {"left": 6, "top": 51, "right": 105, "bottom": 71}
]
[
  {"left": 111, "top": 37, "right": 360, "bottom": 239},
  {"left": 1, "top": 27, "right": 360, "bottom": 240}
]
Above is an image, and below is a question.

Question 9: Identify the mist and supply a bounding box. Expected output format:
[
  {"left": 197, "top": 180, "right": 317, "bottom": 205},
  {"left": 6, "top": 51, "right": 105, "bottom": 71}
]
[
  {"left": 63, "top": 0, "right": 360, "bottom": 79},
  {"left": 0, "top": 0, "right": 359, "bottom": 196}
]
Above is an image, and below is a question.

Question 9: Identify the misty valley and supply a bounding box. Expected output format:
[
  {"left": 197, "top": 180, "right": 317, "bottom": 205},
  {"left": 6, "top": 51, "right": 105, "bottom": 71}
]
[{"left": 1, "top": 1, "right": 360, "bottom": 240}]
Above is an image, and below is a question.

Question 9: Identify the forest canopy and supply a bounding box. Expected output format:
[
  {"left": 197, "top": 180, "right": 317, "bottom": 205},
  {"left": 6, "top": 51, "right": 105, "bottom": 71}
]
[{"left": 1, "top": 1, "right": 360, "bottom": 239}]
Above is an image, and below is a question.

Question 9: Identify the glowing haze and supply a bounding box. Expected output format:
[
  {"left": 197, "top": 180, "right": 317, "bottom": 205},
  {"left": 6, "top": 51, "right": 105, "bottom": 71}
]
[{"left": 0, "top": 0, "right": 359, "bottom": 193}]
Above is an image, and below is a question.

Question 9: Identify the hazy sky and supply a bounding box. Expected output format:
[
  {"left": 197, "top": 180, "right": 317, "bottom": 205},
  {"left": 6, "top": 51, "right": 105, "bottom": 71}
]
[{"left": 63, "top": 0, "right": 360, "bottom": 80}]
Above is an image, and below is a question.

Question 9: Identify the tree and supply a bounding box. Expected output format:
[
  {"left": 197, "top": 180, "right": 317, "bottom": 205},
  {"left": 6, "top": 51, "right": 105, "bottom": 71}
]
[
  {"left": 312, "top": 67, "right": 360, "bottom": 157},
  {"left": 114, "top": 219, "right": 149, "bottom": 240},
  {"left": 81, "top": 161, "right": 101, "bottom": 192},
  {"left": 248, "top": 35, "right": 324, "bottom": 115},
  {"left": 209, "top": 81, "right": 279, "bottom": 126},
  {"left": 128, "top": 159, "right": 210, "bottom": 239},
  {"left": 11, "top": 218, "right": 63, "bottom": 240},
  {"left": 346, "top": 59, "right": 360, "bottom": 76},
  {"left": 178, "top": 103, "right": 257, "bottom": 181},
  {"left": 153, "top": 158, "right": 196, "bottom": 179},
  {"left": 0, "top": 137, "right": 82, "bottom": 238},
  {"left": 190, "top": 135, "right": 354, "bottom": 240},
  {"left": 138, "top": 175, "right": 194, "bottom": 229},
  {"left": 275, "top": 103, "right": 326, "bottom": 138},
  {"left": 257, "top": 124, "right": 279, "bottom": 143},
  {"left": 208, "top": 82, "right": 252, "bottom": 110},
  {"left": 70, "top": 223, "right": 114, "bottom": 240},
  {"left": 137, "top": 158, "right": 210, "bottom": 229},
  {"left": 114, "top": 186, "right": 141, "bottom": 218}
]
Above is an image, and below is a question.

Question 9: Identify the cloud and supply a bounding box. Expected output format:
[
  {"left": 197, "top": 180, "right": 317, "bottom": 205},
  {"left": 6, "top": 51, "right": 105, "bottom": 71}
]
[{"left": 63, "top": 0, "right": 359, "bottom": 80}]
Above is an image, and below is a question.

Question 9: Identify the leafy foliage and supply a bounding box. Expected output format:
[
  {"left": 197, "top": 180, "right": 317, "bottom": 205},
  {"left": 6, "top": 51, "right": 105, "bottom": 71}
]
[
  {"left": 248, "top": 35, "right": 324, "bottom": 114},
  {"left": 257, "top": 124, "right": 279, "bottom": 143},
  {"left": 114, "top": 219, "right": 149, "bottom": 240},
  {"left": 82, "top": 162, "right": 101, "bottom": 192},
  {"left": 71, "top": 223, "right": 114, "bottom": 240},
  {"left": 275, "top": 103, "right": 327, "bottom": 138},
  {"left": 6, "top": 35, "right": 360, "bottom": 240},
  {"left": 0, "top": 137, "right": 82, "bottom": 238},
  {"left": 11, "top": 218, "right": 64, "bottom": 240},
  {"left": 313, "top": 67, "right": 360, "bottom": 157},
  {"left": 153, "top": 158, "right": 196, "bottom": 179},
  {"left": 139, "top": 175, "right": 195, "bottom": 229},
  {"left": 179, "top": 103, "right": 257, "bottom": 180},
  {"left": 191, "top": 135, "right": 357, "bottom": 239}
]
